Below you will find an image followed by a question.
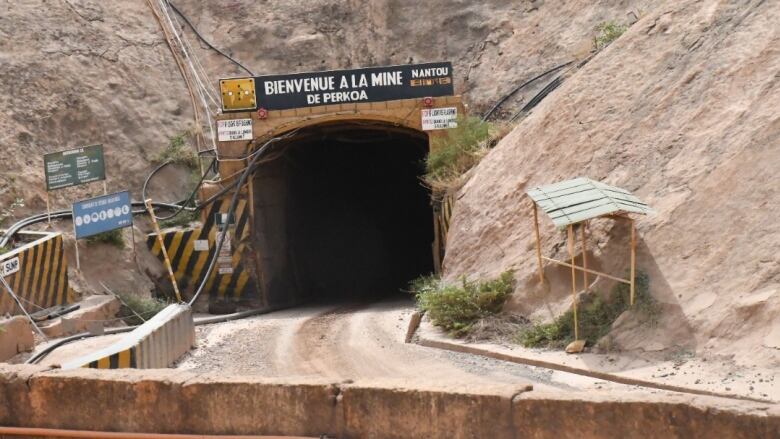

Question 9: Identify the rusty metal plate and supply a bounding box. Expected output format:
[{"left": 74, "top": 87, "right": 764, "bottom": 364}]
[{"left": 220, "top": 78, "right": 256, "bottom": 112}]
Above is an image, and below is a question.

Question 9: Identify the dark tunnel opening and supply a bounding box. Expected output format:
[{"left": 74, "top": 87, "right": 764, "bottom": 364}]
[{"left": 251, "top": 121, "right": 434, "bottom": 306}]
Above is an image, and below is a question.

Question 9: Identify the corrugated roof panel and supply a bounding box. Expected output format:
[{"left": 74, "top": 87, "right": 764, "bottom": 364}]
[{"left": 527, "top": 177, "right": 653, "bottom": 227}]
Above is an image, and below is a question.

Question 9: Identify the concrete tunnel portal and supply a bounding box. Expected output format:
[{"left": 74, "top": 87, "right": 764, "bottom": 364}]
[{"left": 251, "top": 121, "right": 435, "bottom": 306}]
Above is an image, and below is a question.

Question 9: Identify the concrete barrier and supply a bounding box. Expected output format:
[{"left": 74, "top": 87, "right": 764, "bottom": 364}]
[
  {"left": 59, "top": 304, "right": 195, "bottom": 369},
  {"left": 0, "top": 365, "right": 777, "bottom": 438},
  {"left": 0, "top": 316, "right": 34, "bottom": 361},
  {"left": 0, "top": 231, "right": 71, "bottom": 315}
]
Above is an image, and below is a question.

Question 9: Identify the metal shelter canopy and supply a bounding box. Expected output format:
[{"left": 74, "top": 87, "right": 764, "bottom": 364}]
[{"left": 527, "top": 177, "right": 653, "bottom": 228}]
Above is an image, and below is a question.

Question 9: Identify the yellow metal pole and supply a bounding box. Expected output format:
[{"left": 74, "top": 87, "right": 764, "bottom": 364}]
[
  {"left": 630, "top": 217, "right": 637, "bottom": 306},
  {"left": 567, "top": 224, "right": 579, "bottom": 341},
  {"left": 145, "top": 199, "right": 183, "bottom": 303},
  {"left": 532, "top": 202, "right": 544, "bottom": 284},
  {"left": 581, "top": 222, "right": 588, "bottom": 293}
]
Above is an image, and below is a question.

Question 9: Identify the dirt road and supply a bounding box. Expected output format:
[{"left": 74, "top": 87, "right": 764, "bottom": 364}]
[{"left": 177, "top": 298, "right": 645, "bottom": 393}]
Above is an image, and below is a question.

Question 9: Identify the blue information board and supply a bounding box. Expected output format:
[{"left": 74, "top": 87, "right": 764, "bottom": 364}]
[{"left": 72, "top": 191, "right": 133, "bottom": 239}]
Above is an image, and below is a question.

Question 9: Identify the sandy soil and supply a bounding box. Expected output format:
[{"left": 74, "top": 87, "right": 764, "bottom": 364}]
[{"left": 176, "top": 298, "right": 664, "bottom": 395}]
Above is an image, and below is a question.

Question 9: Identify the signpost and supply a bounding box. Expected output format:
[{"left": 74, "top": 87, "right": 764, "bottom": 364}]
[
  {"left": 72, "top": 191, "right": 133, "bottom": 270},
  {"left": 222, "top": 61, "right": 454, "bottom": 112},
  {"left": 43, "top": 144, "right": 106, "bottom": 226},
  {"left": 44, "top": 144, "right": 106, "bottom": 191}
]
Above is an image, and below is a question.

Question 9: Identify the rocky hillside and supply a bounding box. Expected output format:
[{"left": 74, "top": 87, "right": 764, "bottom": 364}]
[
  {"left": 443, "top": 0, "right": 779, "bottom": 367},
  {"left": 0, "top": 0, "right": 650, "bottom": 215}
]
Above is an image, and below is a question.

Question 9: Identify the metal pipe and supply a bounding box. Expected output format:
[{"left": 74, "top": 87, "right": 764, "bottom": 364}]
[{"left": 0, "top": 426, "right": 315, "bottom": 439}]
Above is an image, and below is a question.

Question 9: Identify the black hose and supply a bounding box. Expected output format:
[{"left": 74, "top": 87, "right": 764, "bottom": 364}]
[
  {"left": 481, "top": 61, "right": 573, "bottom": 122},
  {"left": 25, "top": 305, "right": 287, "bottom": 365},
  {"left": 187, "top": 132, "right": 295, "bottom": 306},
  {"left": 0, "top": 201, "right": 188, "bottom": 248},
  {"left": 166, "top": 1, "right": 255, "bottom": 76},
  {"left": 142, "top": 158, "right": 216, "bottom": 221},
  {"left": 509, "top": 76, "right": 565, "bottom": 122},
  {"left": 24, "top": 326, "right": 136, "bottom": 365}
]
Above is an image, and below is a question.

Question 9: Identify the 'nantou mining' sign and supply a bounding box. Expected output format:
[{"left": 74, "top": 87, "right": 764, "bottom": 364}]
[{"left": 248, "top": 62, "right": 454, "bottom": 111}]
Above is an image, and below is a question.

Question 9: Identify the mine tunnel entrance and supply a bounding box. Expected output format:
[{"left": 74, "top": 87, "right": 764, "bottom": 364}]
[{"left": 252, "top": 121, "right": 434, "bottom": 306}]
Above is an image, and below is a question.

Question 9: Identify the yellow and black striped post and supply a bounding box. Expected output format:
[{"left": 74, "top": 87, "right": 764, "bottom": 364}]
[{"left": 145, "top": 199, "right": 183, "bottom": 303}]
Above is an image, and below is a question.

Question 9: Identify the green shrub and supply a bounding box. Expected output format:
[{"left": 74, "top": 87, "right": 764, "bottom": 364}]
[
  {"left": 115, "top": 291, "right": 168, "bottom": 326},
  {"left": 154, "top": 132, "right": 198, "bottom": 169},
  {"left": 594, "top": 21, "right": 628, "bottom": 50},
  {"left": 412, "top": 271, "right": 515, "bottom": 337},
  {"left": 424, "top": 117, "right": 495, "bottom": 190},
  {"left": 85, "top": 229, "right": 125, "bottom": 248},
  {"left": 517, "top": 272, "right": 657, "bottom": 348}
]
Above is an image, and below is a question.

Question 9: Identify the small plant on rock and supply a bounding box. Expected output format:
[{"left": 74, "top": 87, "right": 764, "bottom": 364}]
[
  {"left": 154, "top": 132, "right": 198, "bottom": 169},
  {"left": 424, "top": 117, "right": 506, "bottom": 191},
  {"left": 85, "top": 229, "right": 125, "bottom": 249},
  {"left": 115, "top": 291, "right": 168, "bottom": 326},
  {"left": 517, "top": 272, "right": 658, "bottom": 348},
  {"left": 412, "top": 271, "right": 515, "bottom": 337},
  {"left": 594, "top": 21, "right": 628, "bottom": 50}
]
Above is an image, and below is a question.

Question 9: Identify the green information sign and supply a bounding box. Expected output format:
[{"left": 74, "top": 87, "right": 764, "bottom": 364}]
[{"left": 43, "top": 144, "right": 105, "bottom": 191}]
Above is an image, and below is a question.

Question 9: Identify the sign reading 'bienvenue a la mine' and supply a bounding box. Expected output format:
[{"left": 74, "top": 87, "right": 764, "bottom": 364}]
[{"left": 248, "top": 61, "right": 454, "bottom": 111}]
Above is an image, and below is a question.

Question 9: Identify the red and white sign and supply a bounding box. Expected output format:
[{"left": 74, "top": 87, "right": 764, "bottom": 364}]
[
  {"left": 421, "top": 107, "right": 457, "bottom": 131},
  {"left": 217, "top": 119, "right": 253, "bottom": 142}
]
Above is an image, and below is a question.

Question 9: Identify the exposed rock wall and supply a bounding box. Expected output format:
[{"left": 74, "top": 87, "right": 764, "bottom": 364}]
[{"left": 443, "top": 0, "right": 780, "bottom": 365}]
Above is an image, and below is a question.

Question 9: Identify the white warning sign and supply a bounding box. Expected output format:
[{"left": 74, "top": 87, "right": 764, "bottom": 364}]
[
  {"left": 217, "top": 118, "right": 253, "bottom": 142},
  {"left": 421, "top": 107, "right": 458, "bottom": 131},
  {"left": 1, "top": 257, "right": 20, "bottom": 277}
]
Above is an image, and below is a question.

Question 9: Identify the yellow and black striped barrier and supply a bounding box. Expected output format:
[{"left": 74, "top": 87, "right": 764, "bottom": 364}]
[
  {"left": 146, "top": 198, "right": 259, "bottom": 305},
  {"left": 0, "top": 231, "right": 71, "bottom": 315},
  {"left": 62, "top": 304, "right": 195, "bottom": 370}
]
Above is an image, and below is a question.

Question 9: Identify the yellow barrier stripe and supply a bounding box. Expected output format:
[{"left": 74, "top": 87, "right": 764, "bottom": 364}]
[
  {"left": 55, "top": 243, "right": 66, "bottom": 307},
  {"left": 27, "top": 244, "right": 45, "bottom": 307},
  {"left": 174, "top": 231, "right": 198, "bottom": 283},
  {"left": 35, "top": 239, "right": 52, "bottom": 307},
  {"left": 166, "top": 232, "right": 185, "bottom": 266},
  {"left": 19, "top": 247, "right": 36, "bottom": 303},
  {"left": 150, "top": 235, "right": 162, "bottom": 256},
  {"left": 202, "top": 227, "right": 221, "bottom": 296},
  {"left": 235, "top": 271, "right": 250, "bottom": 299},
  {"left": 118, "top": 349, "right": 131, "bottom": 368},
  {"left": 97, "top": 356, "right": 110, "bottom": 369},
  {"left": 46, "top": 236, "right": 62, "bottom": 308},
  {"left": 11, "top": 249, "right": 24, "bottom": 293}
]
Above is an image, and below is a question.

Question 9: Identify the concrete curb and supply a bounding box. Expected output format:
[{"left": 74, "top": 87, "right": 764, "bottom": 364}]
[{"left": 414, "top": 323, "right": 773, "bottom": 404}]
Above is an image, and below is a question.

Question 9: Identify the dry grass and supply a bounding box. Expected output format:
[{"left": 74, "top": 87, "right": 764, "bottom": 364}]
[{"left": 423, "top": 118, "right": 512, "bottom": 193}]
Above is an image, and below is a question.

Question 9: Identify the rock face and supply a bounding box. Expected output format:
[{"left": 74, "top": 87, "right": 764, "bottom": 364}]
[
  {"left": 0, "top": 0, "right": 652, "bottom": 210},
  {"left": 0, "top": 0, "right": 650, "bottom": 297},
  {"left": 443, "top": 0, "right": 780, "bottom": 367}
]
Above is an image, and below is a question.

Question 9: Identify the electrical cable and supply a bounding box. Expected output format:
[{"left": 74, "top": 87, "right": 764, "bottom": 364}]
[
  {"left": 141, "top": 158, "right": 216, "bottom": 221},
  {"left": 166, "top": 1, "right": 255, "bottom": 76},
  {"left": 25, "top": 305, "right": 287, "bottom": 365},
  {"left": 187, "top": 130, "right": 299, "bottom": 306},
  {"left": 0, "top": 201, "right": 187, "bottom": 249},
  {"left": 509, "top": 75, "right": 565, "bottom": 122},
  {"left": 481, "top": 60, "right": 573, "bottom": 122}
]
